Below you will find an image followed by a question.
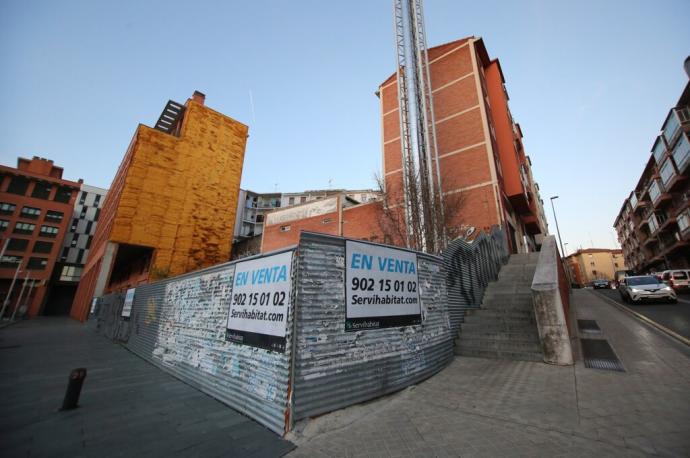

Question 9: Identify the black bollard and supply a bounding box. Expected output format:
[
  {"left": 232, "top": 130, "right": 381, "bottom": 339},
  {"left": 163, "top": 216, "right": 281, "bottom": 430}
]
[{"left": 60, "top": 368, "right": 87, "bottom": 411}]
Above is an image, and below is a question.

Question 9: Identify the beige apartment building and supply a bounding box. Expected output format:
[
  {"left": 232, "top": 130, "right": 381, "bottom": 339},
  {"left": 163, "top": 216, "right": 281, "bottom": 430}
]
[{"left": 565, "top": 248, "right": 627, "bottom": 286}]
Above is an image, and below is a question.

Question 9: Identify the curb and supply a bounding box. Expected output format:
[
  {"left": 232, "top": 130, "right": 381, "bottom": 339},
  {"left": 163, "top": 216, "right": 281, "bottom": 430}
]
[{"left": 591, "top": 290, "right": 690, "bottom": 347}]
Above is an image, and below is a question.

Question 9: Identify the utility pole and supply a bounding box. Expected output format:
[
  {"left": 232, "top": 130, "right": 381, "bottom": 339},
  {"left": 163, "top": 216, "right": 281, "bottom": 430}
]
[
  {"left": 11, "top": 271, "right": 30, "bottom": 321},
  {"left": 549, "top": 196, "right": 566, "bottom": 258},
  {"left": 0, "top": 259, "right": 23, "bottom": 320}
]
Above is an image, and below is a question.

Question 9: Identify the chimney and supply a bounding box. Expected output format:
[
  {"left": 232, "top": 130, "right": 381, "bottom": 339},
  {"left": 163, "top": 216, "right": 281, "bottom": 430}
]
[{"left": 192, "top": 91, "right": 206, "bottom": 106}]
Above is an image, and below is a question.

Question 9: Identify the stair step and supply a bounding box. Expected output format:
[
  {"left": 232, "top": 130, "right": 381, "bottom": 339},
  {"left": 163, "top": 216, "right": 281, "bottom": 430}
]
[
  {"left": 467, "top": 308, "right": 535, "bottom": 318},
  {"left": 457, "top": 330, "right": 539, "bottom": 342},
  {"left": 455, "top": 337, "right": 542, "bottom": 353},
  {"left": 462, "top": 322, "right": 538, "bottom": 333},
  {"left": 455, "top": 347, "right": 544, "bottom": 362}
]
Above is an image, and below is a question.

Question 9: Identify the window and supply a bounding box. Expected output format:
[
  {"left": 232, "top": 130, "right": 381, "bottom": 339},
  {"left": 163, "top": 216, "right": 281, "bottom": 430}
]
[
  {"left": 45, "top": 210, "right": 64, "bottom": 223},
  {"left": 60, "top": 247, "right": 69, "bottom": 260},
  {"left": 94, "top": 208, "right": 101, "bottom": 221},
  {"left": 0, "top": 255, "right": 22, "bottom": 268},
  {"left": 652, "top": 136, "right": 666, "bottom": 163},
  {"left": 85, "top": 220, "right": 93, "bottom": 234},
  {"left": 288, "top": 197, "right": 295, "bottom": 205},
  {"left": 40, "top": 225, "right": 59, "bottom": 237},
  {"left": 76, "top": 249, "right": 85, "bottom": 264},
  {"left": 53, "top": 186, "right": 73, "bottom": 203},
  {"left": 280, "top": 225, "right": 291, "bottom": 232},
  {"left": 659, "top": 160, "right": 676, "bottom": 186},
  {"left": 648, "top": 180, "right": 662, "bottom": 203},
  {"left": 33, "top": 241, "right": 53, "bottom": 254},
  {"left": 14, "top": 222, "right": 35, "bottom": 234},
  {"left": 70, "top": 218, "right": 78, "bottom": 232},
  {"left": 85, "top": 235, "right": 92, "bottom": 249},
  {"left": 662, "top": 110, "right": 681, "bottom": 145},
  {"left": 678, "top": 210, "right": 690, "bottom": 233},
  {"left": 20, "top": 206, "right": 41, "bottom": 219},
  {"left": 629, "top": 193, "right": 638, "bottom": 208},
  {"left": 300, "top": 196, "right": 307, "bottom": 203},
  {"left": 31, "top": 181, "right": 52, "bottom": 199},
  {"left": 7, "top": 238, "right": 29, "bottom": 252},
  {"left": 7, "top": 176, "right": 29, "bottom": 195},
  {"left": 648, "top": 213, "right": 659, "bottom": 233},
  {"left": 0, "top": 202, "right": 16, "bottom": 214},
  {"left": 79, "top": 191, "right": 87, "bottom": 205},
  {"left": 256, "top": 215, "right": 264, "bottom": 223},
  {"left": 590, "top": 262, "right": 595, "bottom": 267},
  {"left": 94, "top": 194, "right": 101, "bottom": 206},
  {"left": 27, "top": 257, "right": 48, "bottom": 270},
  {"left": 672, "top": 134, "right": 690, "bottom": 173},
  {"left": 0, "top": 219, "right": 8, "bottom": 231},
  {"left": 59, "top": 265, "right": 83, "bottom": 282}
]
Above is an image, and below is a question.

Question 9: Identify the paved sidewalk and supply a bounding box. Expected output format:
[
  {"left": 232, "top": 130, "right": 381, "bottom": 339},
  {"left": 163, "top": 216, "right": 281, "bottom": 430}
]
[
  {"left": 288, "top": 289, "right": 690, "bottom": 457},
  {"left": 0, "top": 318, "right": 294, "bottom": 457}
]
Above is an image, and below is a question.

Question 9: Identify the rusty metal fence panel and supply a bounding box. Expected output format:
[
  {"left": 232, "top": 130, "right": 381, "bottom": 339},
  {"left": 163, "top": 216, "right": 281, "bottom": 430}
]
[
  {"left": 90, "top": 249, "right": 296, "bottom": 435},
  {"left": 442, "top": 227, "right": 509, "bottom": 333},
  {"left": 291, "top": 232, "right": 454, "bottom": 421}
]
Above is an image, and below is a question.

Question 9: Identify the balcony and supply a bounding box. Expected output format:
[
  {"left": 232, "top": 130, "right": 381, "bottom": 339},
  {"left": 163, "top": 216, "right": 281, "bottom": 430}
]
[
  {"left": 662, "top": 107, "right": 690, "bottom": 148},
  {"left": 672, "top": 132, "right": 690, "bottom": 174},
  {"left": 651, "top": 136, "right": 667, "bottom": 164}
]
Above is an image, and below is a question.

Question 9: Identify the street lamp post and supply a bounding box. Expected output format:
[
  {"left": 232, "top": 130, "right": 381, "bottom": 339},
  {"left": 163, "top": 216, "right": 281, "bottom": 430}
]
[
  {"left": 550, "top": 196, "right": 566, "bottom": 258},
  {"left": 563, "top": 242, "right": 569, "bottom": 257}
]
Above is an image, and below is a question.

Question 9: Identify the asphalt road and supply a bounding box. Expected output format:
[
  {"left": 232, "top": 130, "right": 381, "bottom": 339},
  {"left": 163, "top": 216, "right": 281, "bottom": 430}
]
[{"left": 595, "top": 288, "right": 690, "bottom": 341}]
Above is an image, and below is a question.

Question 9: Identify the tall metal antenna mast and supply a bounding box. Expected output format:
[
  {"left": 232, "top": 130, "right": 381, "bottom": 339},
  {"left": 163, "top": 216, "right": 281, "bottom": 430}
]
[{"left": 392, "top": 0, "right": 444, "bottom": 253}]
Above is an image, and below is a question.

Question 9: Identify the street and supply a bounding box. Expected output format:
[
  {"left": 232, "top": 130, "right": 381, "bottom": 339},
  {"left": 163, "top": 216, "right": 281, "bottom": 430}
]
[{"left": 595, "top": 288, "right": 690, "bottom": 340}]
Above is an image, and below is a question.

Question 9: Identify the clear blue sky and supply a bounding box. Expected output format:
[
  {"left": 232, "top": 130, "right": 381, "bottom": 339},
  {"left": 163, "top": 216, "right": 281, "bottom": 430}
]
[{"left": 1, "top": 0, "right": 689, "bottom": 252}]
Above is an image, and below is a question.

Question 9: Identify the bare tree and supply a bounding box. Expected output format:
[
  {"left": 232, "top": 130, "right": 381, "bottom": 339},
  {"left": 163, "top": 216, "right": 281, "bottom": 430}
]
[{"left": 375, "top": 171, "right": 466, "bottom": 254}]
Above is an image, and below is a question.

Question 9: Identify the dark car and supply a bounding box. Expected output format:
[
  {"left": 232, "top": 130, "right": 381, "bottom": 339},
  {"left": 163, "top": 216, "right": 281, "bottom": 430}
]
[{"left": 592, "top": 279, "right": 610, "bottom": 289}]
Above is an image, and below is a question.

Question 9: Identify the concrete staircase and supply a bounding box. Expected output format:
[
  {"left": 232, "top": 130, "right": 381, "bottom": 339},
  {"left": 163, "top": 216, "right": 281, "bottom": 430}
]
[{"left": 455, "top": 252, "right": 543, "bottom": 362}]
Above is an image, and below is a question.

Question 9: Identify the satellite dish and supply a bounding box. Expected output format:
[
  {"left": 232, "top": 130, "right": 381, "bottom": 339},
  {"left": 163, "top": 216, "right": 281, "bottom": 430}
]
[{"left": 466, "top": 226, "right": 476, "bottom": 237}]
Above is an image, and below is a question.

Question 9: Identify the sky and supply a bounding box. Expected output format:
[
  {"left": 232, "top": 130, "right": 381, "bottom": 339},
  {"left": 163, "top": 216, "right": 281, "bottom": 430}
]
[{"left": 1, "top": 0, "right": 689, "bottom": 253}]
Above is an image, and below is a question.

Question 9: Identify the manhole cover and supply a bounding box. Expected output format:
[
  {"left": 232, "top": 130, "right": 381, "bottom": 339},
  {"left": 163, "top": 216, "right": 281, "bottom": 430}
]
[{"left": 580, "top": 338, "right": 624, "bottom": 372}]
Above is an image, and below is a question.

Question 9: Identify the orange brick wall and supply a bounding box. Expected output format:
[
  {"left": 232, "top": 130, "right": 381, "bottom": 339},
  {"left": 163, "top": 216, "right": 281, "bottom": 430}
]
[{"left": 71, "top": 97, "right": 247, "bottom": 321}]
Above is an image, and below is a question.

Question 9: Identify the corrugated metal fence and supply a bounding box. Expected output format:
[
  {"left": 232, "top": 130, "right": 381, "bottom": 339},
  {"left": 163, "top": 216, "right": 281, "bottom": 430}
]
[
  {"left": 90, "top": 232, "right": 454, "bottom": 434},
  {"left": 442, "top": 227, "right": 509, "bottom": 333}
]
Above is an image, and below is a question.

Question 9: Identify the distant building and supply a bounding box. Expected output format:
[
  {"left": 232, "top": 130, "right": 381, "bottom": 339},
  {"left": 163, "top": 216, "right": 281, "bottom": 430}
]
[
  {"left": 232, "top": 188, "right": 380, "bottom": 259},
  {"left": 565, "top": 248, "right": 627, "bottom": 286},
  {"left": 614, "top": 63, "right": 690, "bottom": 272},
  {"left": 71, "top": 91, "right": 248, "bottom": 321},
  {"left": 0, "top": 156, "right": 81, "bottom": 317},
  {"left": 45, "top": 184, "right": 107, "bottom": 315}
]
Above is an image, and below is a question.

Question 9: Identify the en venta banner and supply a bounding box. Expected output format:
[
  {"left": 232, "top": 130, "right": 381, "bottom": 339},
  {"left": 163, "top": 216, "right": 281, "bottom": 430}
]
[
  {"left": 345, "top": 240, "right": 421, "bottom": 331},
  {"left": 225, "top": 251, "right": 293, "bottom": 352}
]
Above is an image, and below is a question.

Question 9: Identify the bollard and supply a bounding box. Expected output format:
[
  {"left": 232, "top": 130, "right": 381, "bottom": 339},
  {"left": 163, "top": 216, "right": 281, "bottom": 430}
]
[{"left": 60, "top": 368, "right": 87, "bottom": 411}]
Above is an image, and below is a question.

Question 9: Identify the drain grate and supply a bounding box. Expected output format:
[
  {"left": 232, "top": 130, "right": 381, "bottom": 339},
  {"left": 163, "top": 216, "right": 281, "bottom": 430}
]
[
  {"left": 580, "top": 338, "right": 625, "bottom": 372},
  {"left": 578, "top": 319, "right": 601, "bottom": 333}
]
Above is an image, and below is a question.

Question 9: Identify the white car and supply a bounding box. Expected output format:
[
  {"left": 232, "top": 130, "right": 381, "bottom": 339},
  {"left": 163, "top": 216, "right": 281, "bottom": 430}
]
[{"left": 619, "top": 275, "right": 677, "bottom": 304}]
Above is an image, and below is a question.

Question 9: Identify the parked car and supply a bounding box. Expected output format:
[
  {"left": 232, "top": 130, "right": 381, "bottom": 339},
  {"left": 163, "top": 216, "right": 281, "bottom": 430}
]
[
  {"left": 660, "top": 270, "right": 690, "bottom": 293},
  {"left": 592, "top": 279, "right": 610, "bottom": 289},
  {"left": 619, "top": 275, "right": 677, "bottom": 304}
]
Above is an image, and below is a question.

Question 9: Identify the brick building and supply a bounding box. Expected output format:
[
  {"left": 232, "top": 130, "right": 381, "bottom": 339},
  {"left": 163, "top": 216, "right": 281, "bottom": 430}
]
[
  {"left": 0, "top": 157, "right": 81, "bottom": 317},
  {"left": 260, "top": 36, "right": 548, "bottom": 255},
  {"left": 45, "top": 184, "right": 107, "bottom": 315},
  {"left": 71, "top": 91, "right": 248, "bottom": 321},
  {"left": 379, "top": 36, "right": 547, "bottom": 254},
  {"left": 614, "top": 65, "right": 690, "bottom": 272},
  {"left": 565, "top": 248, "right": 626, "bottom": 286}
]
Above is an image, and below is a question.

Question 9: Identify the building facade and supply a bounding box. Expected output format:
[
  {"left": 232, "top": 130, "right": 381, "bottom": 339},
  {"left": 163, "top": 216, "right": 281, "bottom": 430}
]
[
  {"left": 378, "top": 36, "right": 547, "bottom": 253},
  {"left": 565, "top": 248, "right": 627, "bottom": 286},
  {"left": 0, "top": 157, "right": 81, "bottom": 317},
  {"left": 614, "top": 71, "right": 690, "bottom": 272},
  {"left": 71, "top": 91, "right": 248, "bottom": 321},
  {"left": 44, "top": 184, "right": 108, "bottom": 315}
]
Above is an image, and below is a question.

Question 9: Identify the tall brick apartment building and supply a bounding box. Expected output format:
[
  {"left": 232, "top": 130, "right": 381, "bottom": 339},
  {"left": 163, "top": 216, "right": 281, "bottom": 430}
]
[
  {"left": 614, "top": 66, "right": 690, "bottom": 272},
  {"left": 71, "top": 91, "right": 248, "bottom": 321},
  {"left": 0, "top": 157, "right": 81, "bottom": 317},
  {"left": 378, "top": 36, "right": 547, "bottom": 253},
  {"left": 260, "top": 36, "right": 548, "bottom": 255}
]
